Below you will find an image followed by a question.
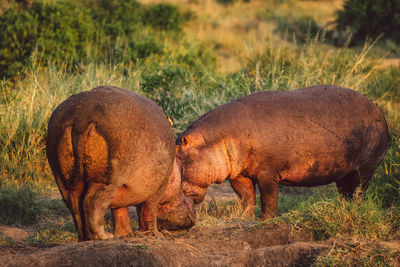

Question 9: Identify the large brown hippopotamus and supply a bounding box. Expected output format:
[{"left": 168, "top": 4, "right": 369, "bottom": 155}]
[
  {"left": 46, "top": 86, "right": 194, "bottom": 241},
  {"left": 176, "top": 85, "right": 389, "bottom": 218}
]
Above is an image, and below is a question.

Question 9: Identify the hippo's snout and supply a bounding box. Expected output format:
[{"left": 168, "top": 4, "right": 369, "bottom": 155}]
[{"left": 182, "top": 181, "right": 207, "bottom": 204}]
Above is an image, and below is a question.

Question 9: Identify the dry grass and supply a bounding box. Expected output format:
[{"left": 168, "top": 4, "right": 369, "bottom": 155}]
[
  {"left": 315, "top": 239, "right": 400, "bottom": 266},
  {"left": 195, "top": 196, "right": 258, "bottom": 226},
  {"left": 138, "top": 0, "right": 344, "bottom": 73}
]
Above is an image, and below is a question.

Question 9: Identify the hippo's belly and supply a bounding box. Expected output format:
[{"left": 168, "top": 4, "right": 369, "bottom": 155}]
[
  {"left": 276, "top": 154, "right": 353, "bottom": 187},
  {"left": 109, "top": 173, "right": 166, "bottom": 208},
  {"left": 110, "top": 183, "right": 158, "bottom": 208}
]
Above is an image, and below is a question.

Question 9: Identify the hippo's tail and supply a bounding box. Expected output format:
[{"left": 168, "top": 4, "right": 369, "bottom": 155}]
[{"left": 56, "top": 123, "right": 109, "bottom": 187}]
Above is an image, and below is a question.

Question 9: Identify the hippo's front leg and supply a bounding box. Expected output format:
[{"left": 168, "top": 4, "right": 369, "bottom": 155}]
[
  {"left": 137, "top": 201, "right": 163, "bottom": 237},
  {"left": 137, "top": 181, "right": 167, "bottom": 236},
  {"left": 256, "top": 171, "right": 278, "bottom": 219},
  {"left": 229, "top": 175, "right": 256, "bottom": 216}
]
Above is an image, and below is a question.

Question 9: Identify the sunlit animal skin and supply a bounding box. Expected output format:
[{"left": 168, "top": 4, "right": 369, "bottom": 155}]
[{"left": 177, "top": 85, "right": 389, "bottom": 218}]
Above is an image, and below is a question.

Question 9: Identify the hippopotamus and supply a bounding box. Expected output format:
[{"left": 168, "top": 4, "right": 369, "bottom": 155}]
[
  {"left": 46, "top": 86, "right": 194, "bottom": 240},
  {"left": 176, "top": 85, "right": 389, "bottom": 218}
]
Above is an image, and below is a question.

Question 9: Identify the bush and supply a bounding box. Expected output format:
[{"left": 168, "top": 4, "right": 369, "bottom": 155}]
[
  {"left": 0, "top": 0, "right": 190, "bottom": 79},
  {"left": 274, "top": 16, "right": 323, "bottom": 44},
  {"left": 104, "top": 36, "right": 163, "bottom": 65},
  {"left": 336, "top": 0, "right": 400, "bottom": 45},
  {"left": 143, "top": 3, "right": 185, "bottom": 31},
  {"left": 0, "top": 1, "right": 95, "bottom": 78},
  {"left": 88, "top": 0, "right": 143, "bottom": 37}
]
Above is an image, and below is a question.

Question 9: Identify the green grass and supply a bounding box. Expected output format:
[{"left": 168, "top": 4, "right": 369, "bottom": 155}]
[
  {"left": 0, "top": 235, "right": 13, "bottom": 245},
  {"left": 0, "top": 183, "right": 69, "bottom": 226},
  {"left": 274, "top": 194, "right": 399, "bottom": 241},
  {"left": 0, "top": 184, "right": 44, "bottom": 226},
  {"left": 27, "top": 220, "right": 77, "bottom": 245},
  {"left": 314, "top": 243, "right": 400, "bottom": 267}
]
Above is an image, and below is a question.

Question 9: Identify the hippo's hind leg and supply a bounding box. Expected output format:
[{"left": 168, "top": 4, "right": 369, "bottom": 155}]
[
  {"left": 83, "top": 183, "right": 119, "bottom": 240},
  {"left": 336, "top": 167, "right": 375, "bottom": 199},
  {"left": 62, "top": 186, "right": 86, "bottom": 240},
  {"left": 112, "top": 207, "right": 133, "bottom": 238},
  {"left": 50, "top": 125, "right": 87, "bottom": 240},
  {"left": 229, "top": 175, "right": 256, "bottom": 216},
  {"left": 256, "top": 171, "right": 279, "bottom": 219}
]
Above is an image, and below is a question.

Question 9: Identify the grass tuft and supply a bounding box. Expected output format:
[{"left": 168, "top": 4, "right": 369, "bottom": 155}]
[
  {"left": 273, "top": 193, "right": 399, "bottom": 241},
  {"left": 196, "top": 197, "right": 257, "bottom": 226},
  {"left": 314, "top": 241, "right": 400, "bottom": 267}
]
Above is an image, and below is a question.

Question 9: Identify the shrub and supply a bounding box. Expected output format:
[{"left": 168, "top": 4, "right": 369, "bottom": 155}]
[
  {"left": 335, "top": 0, "right": 400, "bottom": 45},
  {"left": 88, "top": 0, "right": 143, "bottom": 37},
  {"left": 0, "top": 1, "right": 95, "bottom": 78},
  {"left": 0, "top": 0, "right": 190, "bottom": 79},
  {"left": 141, "top": 65, "right": 194, "bottom": 132},
  {"left": 274, "top": 16, "right": 324, "bottom": 44},
  {"left": 142, "top": 3, "right": 185, "bottom": 31},
  {"left": 104, "top": 36, "right": 163, "bottom": 65}
]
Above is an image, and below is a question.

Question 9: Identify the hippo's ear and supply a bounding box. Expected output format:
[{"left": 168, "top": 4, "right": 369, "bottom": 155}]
[
  {"left": 167, "top": 116, "right": 174, "bottom": 126},
  {"left": 181, "top": 136, "right": 189, "bottom": 147}
]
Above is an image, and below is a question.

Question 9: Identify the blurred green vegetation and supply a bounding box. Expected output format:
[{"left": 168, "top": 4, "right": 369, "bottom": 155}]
[
  {"left": 0, "top": 0, "right": 188, "bottom": 78},
  {"left": 336, "top": 0, "right": 400, "bottom": 45}
]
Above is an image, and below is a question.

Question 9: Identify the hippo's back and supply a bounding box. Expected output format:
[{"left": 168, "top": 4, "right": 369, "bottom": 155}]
[{"left": 238, "top": 85, "right": 389, "bottom": 186}]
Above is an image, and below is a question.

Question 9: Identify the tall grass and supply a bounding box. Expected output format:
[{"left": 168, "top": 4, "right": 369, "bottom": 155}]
[
  {"left": 274, "top": 193, "right": 399, "bottom": 241},
  {"left": 315, "top": 242, "right": 400, "bottom": 266},
  {"left": 1, "top": 34, "right": 398, "bottom": 185}
]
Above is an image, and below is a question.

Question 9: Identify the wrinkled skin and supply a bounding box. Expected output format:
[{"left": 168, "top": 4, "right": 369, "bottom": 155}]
[
  {"left": 177, "top": 85, "right": 390, "bottom": 218},
  {"left": 157, "top": 158, "right": 195, "bottom": 230},
  {"left": 46, "top": 86, "right": 194, "bottom": 241}
]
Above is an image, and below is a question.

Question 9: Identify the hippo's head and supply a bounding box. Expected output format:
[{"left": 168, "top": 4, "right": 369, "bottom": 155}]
[
  {"left": 176, "top": 131, "right": 231, "bottom": 204},
  {"left": 156, "top": 159, "right": 195, "bottom": 230}
]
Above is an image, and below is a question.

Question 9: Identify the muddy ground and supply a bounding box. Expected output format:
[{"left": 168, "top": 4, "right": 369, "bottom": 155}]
[{"left": 1, "top": 183, "right": 399, "bottom": 266}]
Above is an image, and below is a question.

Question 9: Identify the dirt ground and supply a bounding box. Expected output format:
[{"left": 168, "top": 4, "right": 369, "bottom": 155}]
[{"left": 1, "top": 183, "right": 399, "bottom": 266}]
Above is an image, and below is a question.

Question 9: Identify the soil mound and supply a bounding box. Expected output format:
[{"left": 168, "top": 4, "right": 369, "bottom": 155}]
[{"left": 2, "top": 224, "right": 327, "bottom": 266}]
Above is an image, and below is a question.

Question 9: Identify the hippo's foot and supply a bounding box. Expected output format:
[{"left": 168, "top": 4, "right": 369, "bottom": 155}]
[
  {"left": 115, "top": 231, "right": 134, "bottom": 239},
  {"left": 87, "top": 231, "right": 114, "bottom": 240},
  {"left": 112, "top": 207, "right": 133, "bottom": 238},
  {"left": 160, "top": 229, "right": 175, "bottom": 239},
  {"left": 116, "top": 232, "right": 135, "bottom": 239},
  {"left": 130, "top": 230, "right": 165, "bottom": 239},
  {"left": 141, "top": 230, "right": 165, "bottom": 238}
]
